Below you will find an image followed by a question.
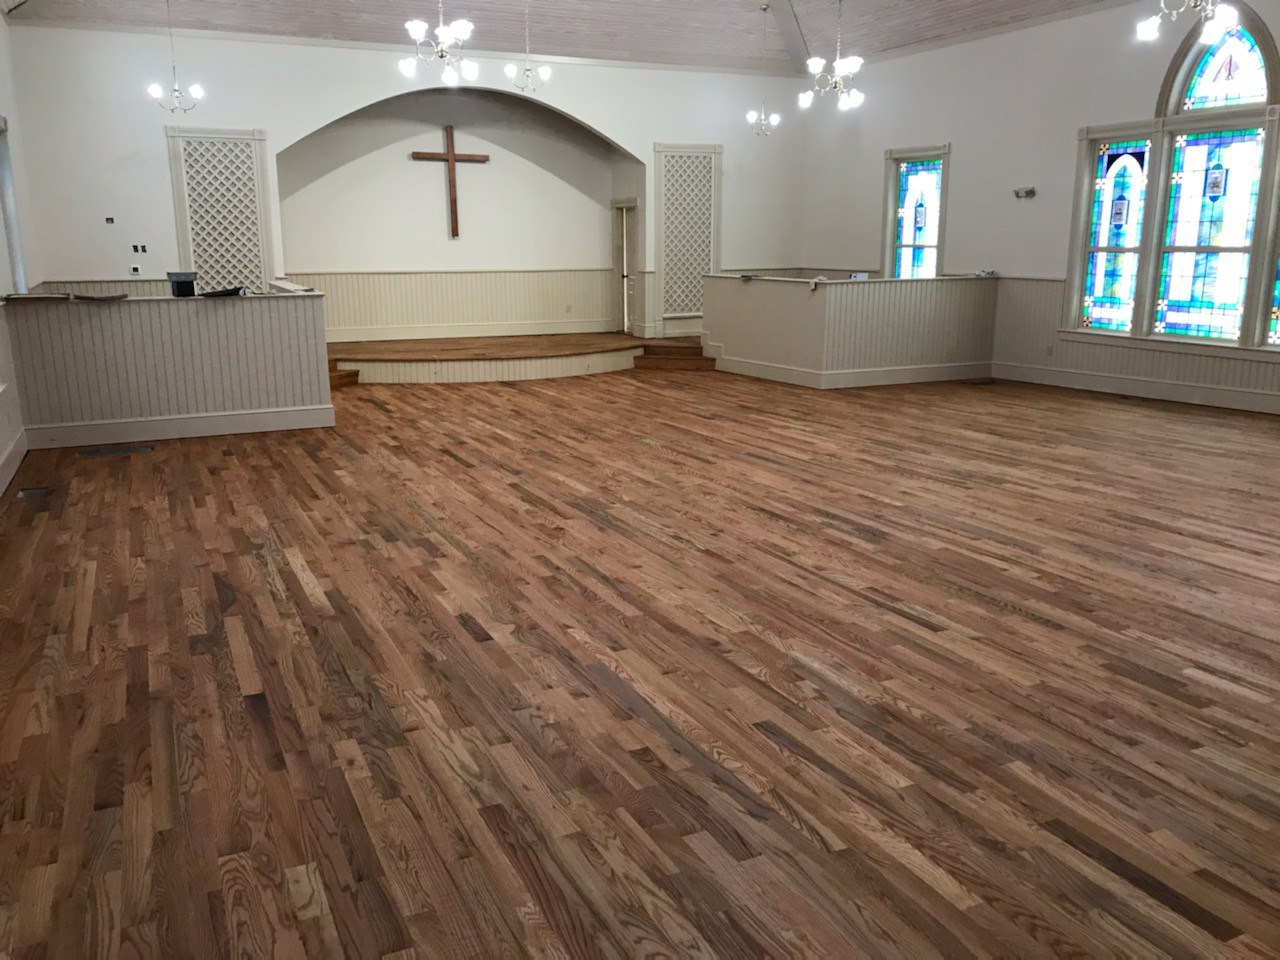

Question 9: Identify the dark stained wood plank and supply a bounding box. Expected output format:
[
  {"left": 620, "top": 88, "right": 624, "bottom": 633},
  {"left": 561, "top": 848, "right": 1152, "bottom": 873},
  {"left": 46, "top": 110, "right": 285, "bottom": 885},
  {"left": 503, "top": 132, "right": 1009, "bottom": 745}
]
[{"left": 0, "top": 372, "right": 1277, "bottom": 957}]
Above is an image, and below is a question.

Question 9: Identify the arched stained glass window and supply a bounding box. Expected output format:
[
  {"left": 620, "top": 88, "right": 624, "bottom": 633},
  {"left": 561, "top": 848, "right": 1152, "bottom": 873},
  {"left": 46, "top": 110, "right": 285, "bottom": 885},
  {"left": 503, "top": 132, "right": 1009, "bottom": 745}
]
[
  {"left": 1082, "top": 141, "right": 1150, "bottom": 332},
  {"left": 1183, "top": 27, "right": 1269, "bottom": 111}
]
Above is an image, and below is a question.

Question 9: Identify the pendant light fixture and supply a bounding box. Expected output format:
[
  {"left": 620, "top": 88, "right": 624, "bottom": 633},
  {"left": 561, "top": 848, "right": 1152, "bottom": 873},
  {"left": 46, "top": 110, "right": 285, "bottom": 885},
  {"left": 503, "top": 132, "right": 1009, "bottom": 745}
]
[
  {"left": 147, "top": 0, "right": 205, "bottom": 113},
  {"left": 799, "top": 0, "right": 865, "bottom": 112},
  {"left": 505, "top": 0, "right": 553, "bottom": 94},
  {"left": 746, "top": 5, "right": 782, "bottom": 135},
  {"left": 1136, "top": 1, "right": 1238, "bottom": 44},
  {"left": 400, "top": 0, "right": 479, "bottom": 86}
]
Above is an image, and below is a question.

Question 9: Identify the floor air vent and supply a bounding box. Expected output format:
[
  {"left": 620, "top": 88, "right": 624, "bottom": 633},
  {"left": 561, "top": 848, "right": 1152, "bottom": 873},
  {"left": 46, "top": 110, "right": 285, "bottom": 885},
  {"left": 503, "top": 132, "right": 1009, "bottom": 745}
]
[
  {"left": 17, "top": 487, "right": 51, "bottom": 499},
  {"left": 965, "top": 378, "right": 998, "bottom": 386},
  {"left": 77, "top": 445, "right": 155, "bottom": 458}
]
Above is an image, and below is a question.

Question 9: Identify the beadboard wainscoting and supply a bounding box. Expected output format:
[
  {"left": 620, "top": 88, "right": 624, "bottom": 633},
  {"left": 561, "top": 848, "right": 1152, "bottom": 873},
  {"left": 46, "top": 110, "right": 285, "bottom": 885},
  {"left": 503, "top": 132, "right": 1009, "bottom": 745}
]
[
  {"left": 287, "top": 270, "right": 619, "bottom": 342},
  {"left": 9, "top": 294, "right": 334, "bottom": 448},
  {"left": 993, "top": 279, "right": 1280, "bottom": 414},
  {"left": 340, "top": 349, "right": 644, "bottom": 385},
  {"left": 703, "top": 275, "right": 995, "bottom": 389}
]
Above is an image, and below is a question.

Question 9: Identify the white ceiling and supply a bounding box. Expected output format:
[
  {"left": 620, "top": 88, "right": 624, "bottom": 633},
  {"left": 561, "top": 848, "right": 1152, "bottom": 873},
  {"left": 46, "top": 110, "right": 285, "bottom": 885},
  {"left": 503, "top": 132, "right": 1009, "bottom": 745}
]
[{"left": 7, "top": 0, "right": 1128, "bottom": 72}]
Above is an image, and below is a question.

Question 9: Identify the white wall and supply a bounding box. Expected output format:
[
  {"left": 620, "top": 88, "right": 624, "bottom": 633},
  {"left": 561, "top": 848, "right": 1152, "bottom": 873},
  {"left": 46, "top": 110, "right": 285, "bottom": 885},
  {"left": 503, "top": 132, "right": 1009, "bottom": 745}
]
[
  {"left": 0, "top": 15, "right": 30, "bottom": 492},
  {"left": 9, "top": 25, "right": 808, "bottom": 284},
  {"left": 279, "top": 89, "right": 622, "bottom": 272},
  {"left": 799, "top": 0, "right": 1280, "bottom": 279}
]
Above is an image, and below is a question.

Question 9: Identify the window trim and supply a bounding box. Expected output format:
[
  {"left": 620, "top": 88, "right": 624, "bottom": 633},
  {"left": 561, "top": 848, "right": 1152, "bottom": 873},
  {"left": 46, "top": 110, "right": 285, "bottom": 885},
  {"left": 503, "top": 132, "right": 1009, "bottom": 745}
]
[
  {"left": 883, "top": 144, "right": 950, "bottom": 279},
  {"left": 1064, "top": 4, "right": 1280, "bottom": 351}
]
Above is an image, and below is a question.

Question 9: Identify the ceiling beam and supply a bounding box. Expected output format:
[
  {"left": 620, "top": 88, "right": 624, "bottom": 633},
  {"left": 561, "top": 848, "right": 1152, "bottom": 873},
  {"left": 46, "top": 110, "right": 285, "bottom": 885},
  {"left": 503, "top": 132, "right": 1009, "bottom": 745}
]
[{"left": 770, "top": 0, "right": 811, "bottom": 74}]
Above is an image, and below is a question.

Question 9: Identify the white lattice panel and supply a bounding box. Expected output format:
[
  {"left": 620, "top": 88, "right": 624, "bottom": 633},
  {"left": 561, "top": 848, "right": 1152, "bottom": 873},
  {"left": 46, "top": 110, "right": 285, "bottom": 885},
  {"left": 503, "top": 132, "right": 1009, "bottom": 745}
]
[
  {"left": 661, "top": 151, "right": 716, "bottom": 319},
  {"left": 177, "top": 135, "right": 268, "bottom": 293}
]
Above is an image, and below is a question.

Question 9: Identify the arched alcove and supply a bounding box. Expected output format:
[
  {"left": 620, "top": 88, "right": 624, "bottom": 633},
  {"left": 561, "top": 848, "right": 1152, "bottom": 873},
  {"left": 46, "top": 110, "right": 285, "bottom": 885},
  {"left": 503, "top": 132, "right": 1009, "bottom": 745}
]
[{"left": 277, "top": 87, "right": 645, "bottom": 277}]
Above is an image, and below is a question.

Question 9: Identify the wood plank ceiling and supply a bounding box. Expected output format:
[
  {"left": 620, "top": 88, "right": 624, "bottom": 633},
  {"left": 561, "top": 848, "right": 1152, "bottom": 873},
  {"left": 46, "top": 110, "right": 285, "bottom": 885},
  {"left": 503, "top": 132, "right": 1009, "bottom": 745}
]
[{"left": 9, "top": 0, "right": 1130, "bottom": 71}]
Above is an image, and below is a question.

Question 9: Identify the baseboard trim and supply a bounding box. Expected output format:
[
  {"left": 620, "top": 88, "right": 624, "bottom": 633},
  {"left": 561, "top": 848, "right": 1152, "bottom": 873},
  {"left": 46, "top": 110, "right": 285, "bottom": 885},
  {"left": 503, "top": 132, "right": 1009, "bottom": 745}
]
[
  {"left": 345, "top": 350, "right": 642, "bottom": 384},
  {"left": 992, "top": 363, "right": 1280, "bottom": 415},
  {"left": 326, "top": 319, "right": 618, "bottom": 342},
  {"left": 662, "top": 317, "right": 705, "bottom": 337},
  {"left": 711, "top": 352, "right": 991, "bottom": 390},
  {"left": 26, "top": 406, "right": 336, "bottom": 450},
  {"left": 0, "top": 428, "right": 28, "bottom": 496}
]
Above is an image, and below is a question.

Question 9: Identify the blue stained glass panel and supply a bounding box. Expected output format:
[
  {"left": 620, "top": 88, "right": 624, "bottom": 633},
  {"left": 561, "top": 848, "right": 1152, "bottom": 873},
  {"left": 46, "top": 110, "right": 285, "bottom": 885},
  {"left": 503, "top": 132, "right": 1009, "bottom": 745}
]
[
  {"left": 894, "top": 159, "right": 943, "bottom": 279},
  {"left": 1083, "top": 253, "right": 1141, "bottom": 332},
  {"left": 1183, "top": 27, "right": 1269, "bottom": 111},
  {"left": 1156, "top": 129, "right": 1263, "bottom": 341},
  {"left": 1270, "top": 260, "right": 1280, "bottom": 346},
  {"left": 1082, "top": 140, "right": 1149, "bottom": 332}
]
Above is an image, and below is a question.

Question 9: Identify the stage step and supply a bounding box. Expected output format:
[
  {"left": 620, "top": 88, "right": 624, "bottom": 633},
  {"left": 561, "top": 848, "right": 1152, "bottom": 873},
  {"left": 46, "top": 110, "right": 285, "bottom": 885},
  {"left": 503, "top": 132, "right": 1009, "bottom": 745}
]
[
  {"left": 643, "top": 343, "right": 706, "bottom": 358},
  {"left": 330, "top": 369, "right": 360, "bottom": 390},
  {"left": 634, "top": 355, "right": 717, "bottom": 371}
]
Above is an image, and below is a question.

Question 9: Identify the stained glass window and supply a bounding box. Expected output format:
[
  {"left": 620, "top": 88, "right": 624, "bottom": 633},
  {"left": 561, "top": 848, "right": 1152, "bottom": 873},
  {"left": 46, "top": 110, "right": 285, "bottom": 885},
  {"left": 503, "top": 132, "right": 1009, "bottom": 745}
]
[
  {"left": 1183, "top": 27, "right": 1269, "bottom": 111},
  {"left": 1155, "top": 128, "right": 1264, "bottom": 341},
  {"left": 1082, "top": 140, "right": 1150, "bottom": 332},
  {"left": 1271, "top": 260, "right": 1280, "bottom": 346},
  {"left": 893, "top": 159, "right": 943, "bottom": 279}
]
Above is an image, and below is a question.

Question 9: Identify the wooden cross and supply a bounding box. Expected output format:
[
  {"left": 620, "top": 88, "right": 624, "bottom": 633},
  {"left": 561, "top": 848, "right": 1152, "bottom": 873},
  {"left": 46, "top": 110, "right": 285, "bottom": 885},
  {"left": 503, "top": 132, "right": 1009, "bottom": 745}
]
[{"left": 411, "top": 126, "right": 490, "bottom": 239}]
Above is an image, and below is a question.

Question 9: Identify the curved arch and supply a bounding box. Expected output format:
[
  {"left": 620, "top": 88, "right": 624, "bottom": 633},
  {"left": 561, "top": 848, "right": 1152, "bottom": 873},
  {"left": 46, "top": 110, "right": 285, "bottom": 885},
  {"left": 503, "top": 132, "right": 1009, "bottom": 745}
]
[
  {"left": 1156, "top": 1, "right": 1280, "bottom": 116},
  {"left": 275, "top": 83, "right": 644, "bottom": 165}
]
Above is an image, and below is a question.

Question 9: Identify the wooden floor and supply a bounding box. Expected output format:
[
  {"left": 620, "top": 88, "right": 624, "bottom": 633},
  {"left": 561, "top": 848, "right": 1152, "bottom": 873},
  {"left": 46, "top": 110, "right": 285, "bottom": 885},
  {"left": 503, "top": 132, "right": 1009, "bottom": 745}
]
[
  {"left": 328, "top": 333, "right": 698, "bottom": 363},
  {"left": 1, "top": 373, "right": 1279, "bottom": 958}
]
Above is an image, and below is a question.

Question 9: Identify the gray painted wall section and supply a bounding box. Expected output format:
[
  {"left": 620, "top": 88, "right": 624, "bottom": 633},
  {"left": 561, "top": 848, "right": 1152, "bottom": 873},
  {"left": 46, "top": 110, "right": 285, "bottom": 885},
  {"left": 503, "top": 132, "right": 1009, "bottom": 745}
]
[{"left": 8, "top": 293, "right": 334, "bottom": 448}]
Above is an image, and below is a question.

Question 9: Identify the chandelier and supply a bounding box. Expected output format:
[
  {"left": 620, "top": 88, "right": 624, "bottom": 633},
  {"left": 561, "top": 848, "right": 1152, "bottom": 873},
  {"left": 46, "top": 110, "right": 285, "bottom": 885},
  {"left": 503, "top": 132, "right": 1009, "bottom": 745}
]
[
  {"left": 505, "top": 0, "right": 552, "bottom": 94},
  {"left": 147, "top": 0, "right": 204, "bottom": 113},
  {"left": 747, "top": 5, "right": 782, "bottom": 135},
  {"left": 400, "top": 0, "right": 479, "bottom": 86},
  {"left": 799, "top": 0, "right": 864, "bottom": 112},
  {"left": 1137, "top": 0, "right": 1238, "bottom": 42}
]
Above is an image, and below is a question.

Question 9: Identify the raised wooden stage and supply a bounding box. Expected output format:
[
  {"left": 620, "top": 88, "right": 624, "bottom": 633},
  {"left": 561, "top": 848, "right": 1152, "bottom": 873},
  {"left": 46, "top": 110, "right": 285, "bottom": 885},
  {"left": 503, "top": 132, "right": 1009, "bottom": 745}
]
[{"left": 328, "top": 333, "right": 712, "bottom": 386}]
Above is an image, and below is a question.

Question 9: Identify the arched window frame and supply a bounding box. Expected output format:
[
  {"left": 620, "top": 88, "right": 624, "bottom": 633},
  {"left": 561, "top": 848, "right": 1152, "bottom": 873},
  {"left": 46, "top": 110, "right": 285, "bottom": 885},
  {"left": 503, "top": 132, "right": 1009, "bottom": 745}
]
[{"left": 1065, "top": 2, "right": 1280, "bottom": 352}]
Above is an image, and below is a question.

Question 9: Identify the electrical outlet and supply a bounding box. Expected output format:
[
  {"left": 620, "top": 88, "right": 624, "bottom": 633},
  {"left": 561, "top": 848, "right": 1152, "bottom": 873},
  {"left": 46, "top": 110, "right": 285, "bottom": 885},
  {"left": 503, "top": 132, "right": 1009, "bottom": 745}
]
[
  {"left": 132, "top": 245, "right": 139, "bottom": 253},
  {"left": 105, "top": 217, "right": 115, "bottom": 225},
  {"left": 130, "top": 265, "right": 141, "bottom": 275}
]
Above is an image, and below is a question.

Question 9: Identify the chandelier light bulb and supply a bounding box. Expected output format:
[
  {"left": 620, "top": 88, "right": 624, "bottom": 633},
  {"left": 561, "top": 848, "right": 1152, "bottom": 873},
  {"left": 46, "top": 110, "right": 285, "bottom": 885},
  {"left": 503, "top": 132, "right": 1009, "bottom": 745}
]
[
  {"left": 450, "top": 19, "right": 475, "bottom": 41},
  {"left": 460, "top": 59, "right": 480, "bottom": 81},
  {"left": 769, "top": 113, "right": 781, "bottom": 127},
  {"left": 799, "top": 89, "right": 815, "bottom": 109},
  {"left": 538, "top": 65, "right": 553, "bottom": 82},
  {"left": 747, "top": 110, "right": 760, "bottom": 123},
  {"left": 399, "top": 57, "right": 419, "bottom": 78},
  {"left": 405, "top": 19, "right": 430, "bottom": 42},
  {"left": 806, "top": 57, "right": 827, "bottom": 75},
  {"left": 442, "top": 64, "right": 460, "bottom": 86},
  {"left": 834, "top": 55, "right": 864, "bottom": 76},
  {"left": 504, "top": 63, "right": 519, "bottom": 78},
  {"left": 1200, "top": 4, "right": 1238, "bottom": 43},
  {"left": 189, "top": 84, "right": 205, "bottom": 100},
  {"left": 1136, "top": 15, "right": 1162, "bottom": 41},
  {"left": 147, "top": 83, "right": 164, "bottom": 99}
]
